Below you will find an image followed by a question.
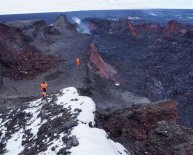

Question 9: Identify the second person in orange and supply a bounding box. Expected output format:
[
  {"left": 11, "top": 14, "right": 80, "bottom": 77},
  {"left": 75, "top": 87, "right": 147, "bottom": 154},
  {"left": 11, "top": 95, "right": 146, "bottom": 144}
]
[{"left": 75, "top": 57, "right": 80, "bottom": 66}]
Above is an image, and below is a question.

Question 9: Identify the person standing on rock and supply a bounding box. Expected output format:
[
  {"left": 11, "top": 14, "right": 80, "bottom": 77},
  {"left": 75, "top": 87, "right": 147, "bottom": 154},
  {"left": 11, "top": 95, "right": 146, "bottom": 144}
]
[
  {"left": 41, "top": 81, "right": 48, "bottom": 96},
  {"left": 75, "top": 57, "right": 80, "bottom": 66}
]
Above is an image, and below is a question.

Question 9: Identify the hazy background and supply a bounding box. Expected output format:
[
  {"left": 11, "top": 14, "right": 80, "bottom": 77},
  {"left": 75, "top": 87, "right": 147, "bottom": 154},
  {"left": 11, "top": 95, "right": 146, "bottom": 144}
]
[{"left": 0, "top": 0, "right": 193, "bottom": 15}]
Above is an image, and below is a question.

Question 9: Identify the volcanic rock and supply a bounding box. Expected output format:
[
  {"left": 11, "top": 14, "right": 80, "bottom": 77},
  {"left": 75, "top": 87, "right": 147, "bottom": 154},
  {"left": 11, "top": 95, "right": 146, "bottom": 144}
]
[
  {"left": 5, "top": 19, "right": 46, "bottom": 30},
  {"left": 5, "top": 19, "right": 47, "bottom": 42},
  {"left": 136, "top": 22, "right": 161, "bottom": 35},
  {"left": 91, "top": 18, "right": 193, "bottom": 128},
  {"left": 0, "top": 22, "right": 60, "bottom": 80},
  {"left": 146, "top": 121, "right": 193, "bottom": 155},
  {"left": 110, "top": 18, "right": 129, "bottom": 34},
  {"left": 128, "top": 20, "right": 139, "bottom": 36},
  {"left": 97, "top": 100, "right": 190, "bottom": 155},
  {"left": 163, "top": 20, "right": 189, "bottom": 37},
  {"left": 88, "top": 44, "right": 117, "bottom": 81},
  {"left": 81, "top": 18, "right": 111, "bottom": 34},
  {"left": 61, "top": 121, "right": 78, "bottom": 130},
  {"left": 98, "top": 100, "right": 177, "bottom": 140},
  {"left": 53, "top": 15, "right": 76, "bottom": 32},
  {"left": 0, "top": 63, "right": 3, "bottom": 87}
]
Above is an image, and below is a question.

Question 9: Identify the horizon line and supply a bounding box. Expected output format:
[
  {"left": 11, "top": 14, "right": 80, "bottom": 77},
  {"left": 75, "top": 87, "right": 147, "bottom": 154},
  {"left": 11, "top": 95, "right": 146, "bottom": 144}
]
[{"left": 0, "top": 8, "right": 193, "bottom": 16}]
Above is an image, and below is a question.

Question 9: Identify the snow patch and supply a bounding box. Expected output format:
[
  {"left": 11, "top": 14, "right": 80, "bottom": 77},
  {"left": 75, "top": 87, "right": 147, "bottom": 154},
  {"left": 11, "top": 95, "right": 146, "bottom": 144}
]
[
  {"left": 24, "top": 99, "right": 46, "bottom": 137},
  {"left": 70, "top": 124, "right": 129, "bottom": 155},
  {"left": 5, "top": 129, "right": 24, "bottom": 155},
  {"left": 0, "top": 87, "right": 129, "bottom": 155},
  {"left": 39, "top": 132, "right": 66, "bottom": 155}
]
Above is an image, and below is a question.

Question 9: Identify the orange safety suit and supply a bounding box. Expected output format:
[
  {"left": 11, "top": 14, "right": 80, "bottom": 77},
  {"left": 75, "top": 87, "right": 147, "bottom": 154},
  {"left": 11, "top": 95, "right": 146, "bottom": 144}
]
[
  {"left": 75, "top": 58, "right": 80, "bottom": 66},
  {"left": 41, "top": 82, "right": 47, "bottom": 96}
]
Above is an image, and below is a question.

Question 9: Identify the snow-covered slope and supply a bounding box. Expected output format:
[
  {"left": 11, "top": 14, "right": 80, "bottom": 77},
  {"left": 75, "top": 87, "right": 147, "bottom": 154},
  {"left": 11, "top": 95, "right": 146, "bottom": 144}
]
[{"left": 0, "top": 87, "right": 129, "bottom": 155}]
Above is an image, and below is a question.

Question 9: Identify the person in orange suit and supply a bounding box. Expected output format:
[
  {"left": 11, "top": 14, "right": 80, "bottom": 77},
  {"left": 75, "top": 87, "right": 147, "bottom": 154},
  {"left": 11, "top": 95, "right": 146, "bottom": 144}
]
[
  {"left": 75, "top": 57, "right": 80, "bottom": 66},
  {"left": 41, "top": 81, "right": 48, "bottom": 96}
]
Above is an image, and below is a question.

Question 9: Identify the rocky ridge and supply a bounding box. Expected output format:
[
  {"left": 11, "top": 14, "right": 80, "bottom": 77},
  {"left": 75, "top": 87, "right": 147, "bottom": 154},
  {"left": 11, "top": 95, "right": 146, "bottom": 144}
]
[{"left": 0, "top": 87, "right": 128, "bottom": 155}]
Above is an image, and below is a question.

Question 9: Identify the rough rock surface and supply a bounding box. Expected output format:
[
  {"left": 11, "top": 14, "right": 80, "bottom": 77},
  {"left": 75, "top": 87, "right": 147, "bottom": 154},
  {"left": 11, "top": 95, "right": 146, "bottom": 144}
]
[
  {"left": 97, "top": 100, "right": 193, "bottom": 155},
  {"left": 0, "top": 63, "right": 3, "bottom": 87},
  {"left": 0, "top": 23, "right": 60, "bottom": 80},
  {"left": 128, "top": 20, "right": 139, "bottom": 36},
  {"left": 88, "top": 44, "right": 117, "bottom": 81},
  {"left": 163, "top": 20, "right": 190, "bottom": 37},
  {"left": 85, "top": 18, "right": 193, "bottom": 128},
  {"left": 146, "top": 121, "right": 193, "bottom": 155}
]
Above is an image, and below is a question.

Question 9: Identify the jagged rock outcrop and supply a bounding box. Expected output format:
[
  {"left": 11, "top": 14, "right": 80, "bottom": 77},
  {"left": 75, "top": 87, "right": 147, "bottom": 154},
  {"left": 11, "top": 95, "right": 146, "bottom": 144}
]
[
  {"left": 53, "top": 15, "right": 76, "bottom": 32},
  {"left": 97, "top": 100, "right": 193, "bottom": 155},
  {"left": 128, "top": 20, "right": 139, "bottom": 36},
  {"left": 163, "top": 20, "right": 189, "bottom": 37},
  {"left": 98, "top": 100, "right": 177, "bottom": 140},
  {"left": 88, "top": 44, "right": 117, "bottom": 81}
]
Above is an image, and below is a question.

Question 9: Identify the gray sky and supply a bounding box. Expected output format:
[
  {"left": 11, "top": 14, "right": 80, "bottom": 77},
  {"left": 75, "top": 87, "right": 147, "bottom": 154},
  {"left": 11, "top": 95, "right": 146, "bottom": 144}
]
[{"left": 0, "top": 0, "right": 193, "bottom": 15}]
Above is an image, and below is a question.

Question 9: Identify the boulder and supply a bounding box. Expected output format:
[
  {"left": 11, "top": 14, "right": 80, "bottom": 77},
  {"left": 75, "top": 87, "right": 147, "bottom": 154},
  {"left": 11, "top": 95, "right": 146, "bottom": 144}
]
[{"left": 146, "top": 121, "right": 193, "bottom": 155}]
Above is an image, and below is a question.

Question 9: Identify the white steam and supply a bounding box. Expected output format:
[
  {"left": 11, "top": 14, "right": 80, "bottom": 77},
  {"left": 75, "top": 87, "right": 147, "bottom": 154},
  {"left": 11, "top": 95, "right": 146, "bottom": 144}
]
[{"left": 72, "top": 17, "right": 91, "bottom": 34}]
